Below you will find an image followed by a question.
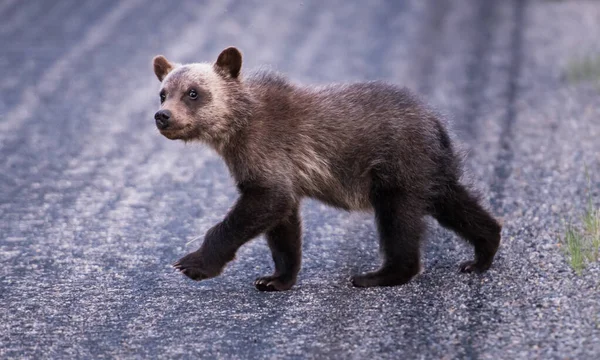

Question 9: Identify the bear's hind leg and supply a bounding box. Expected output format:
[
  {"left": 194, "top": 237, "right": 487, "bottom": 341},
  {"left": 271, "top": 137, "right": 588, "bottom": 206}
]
[
  {"left": 431, "top": 181, "right": 502, "bottom": 273},
  {"left": 351, "top": 185, "right": 424, "bottom": 288}
]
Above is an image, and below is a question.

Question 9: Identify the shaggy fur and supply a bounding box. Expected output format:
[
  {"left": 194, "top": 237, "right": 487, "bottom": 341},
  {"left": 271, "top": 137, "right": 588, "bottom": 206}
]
[{"left": 153, "top": 47, "right": 502, "bottom": 291}]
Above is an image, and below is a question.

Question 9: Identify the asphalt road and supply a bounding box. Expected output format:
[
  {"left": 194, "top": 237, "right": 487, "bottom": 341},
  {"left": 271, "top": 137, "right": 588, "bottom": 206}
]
[{"left": 1, "top": 0, "right": 599, "bottom": 359}]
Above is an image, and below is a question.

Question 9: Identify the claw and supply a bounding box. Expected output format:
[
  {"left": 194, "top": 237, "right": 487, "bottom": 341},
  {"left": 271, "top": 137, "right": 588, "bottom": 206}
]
[
  {"left": 459, "top": 259, "right": 491, "bottom": 273},
  {"left": 460, "top": 264, "right": 474, "bottom": 273}
]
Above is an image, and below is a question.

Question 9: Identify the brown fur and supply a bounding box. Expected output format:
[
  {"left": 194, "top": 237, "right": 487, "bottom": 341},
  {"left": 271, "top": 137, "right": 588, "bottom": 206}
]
[{"left": 154, "top": 47, "right": 502, "bottom": 291}]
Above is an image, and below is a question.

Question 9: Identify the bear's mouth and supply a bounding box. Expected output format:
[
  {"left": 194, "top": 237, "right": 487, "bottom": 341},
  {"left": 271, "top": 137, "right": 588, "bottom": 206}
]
[
  {"left": 159, "top": 129, "right": 181, "bottom": 140},
  {"left": 159, "top": 124, "right": 193, "bottom": 140}
]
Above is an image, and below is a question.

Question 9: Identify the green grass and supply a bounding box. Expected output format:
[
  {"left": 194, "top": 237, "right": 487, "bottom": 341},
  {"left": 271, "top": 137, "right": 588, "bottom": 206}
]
[
  {"left": 566, "top": 55, "right": 600, "bottom": 86},
  {"left": 583, "top": 200, "right": 600, "bottom": 261},
  {"left": 561, "top": 173, "right": 600, "bottom": 274},
  {"left": 564, "top": 224, "right": 585, "bottom": 274}
]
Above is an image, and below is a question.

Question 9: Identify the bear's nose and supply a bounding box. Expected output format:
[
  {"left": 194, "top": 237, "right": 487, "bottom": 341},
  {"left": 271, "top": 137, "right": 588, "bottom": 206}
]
[{"left": 154, "top": 110, "right": 171, "bottom": 130}]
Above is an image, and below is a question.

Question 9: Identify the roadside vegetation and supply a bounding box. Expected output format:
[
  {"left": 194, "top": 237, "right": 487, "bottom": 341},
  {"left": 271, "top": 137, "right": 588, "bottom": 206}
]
[
  {"left": 566, "top": 54, "right": 600, "bottom": 86},
  {"left": 561, "top": 173, "right": 600, "bottom": 274}
]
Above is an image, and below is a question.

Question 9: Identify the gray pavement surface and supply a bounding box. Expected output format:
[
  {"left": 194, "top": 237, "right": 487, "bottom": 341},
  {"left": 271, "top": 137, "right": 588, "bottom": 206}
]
[{"left": 1, "top": 0, "right": 599, "bottom": 358}]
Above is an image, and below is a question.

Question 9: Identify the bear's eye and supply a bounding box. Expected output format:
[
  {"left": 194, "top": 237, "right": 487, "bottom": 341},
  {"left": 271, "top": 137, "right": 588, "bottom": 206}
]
[
  {"left": 160, "top": 92, "right": 166, "bottom": 103},
  {"left": 188, "top": 89, "right": 198, "bottom": 100}
]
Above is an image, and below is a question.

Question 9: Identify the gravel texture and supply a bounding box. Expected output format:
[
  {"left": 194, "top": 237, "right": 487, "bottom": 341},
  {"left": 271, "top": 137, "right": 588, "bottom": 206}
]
[{"left": 1, "top": 0, "right": 599, "bottom": 359}]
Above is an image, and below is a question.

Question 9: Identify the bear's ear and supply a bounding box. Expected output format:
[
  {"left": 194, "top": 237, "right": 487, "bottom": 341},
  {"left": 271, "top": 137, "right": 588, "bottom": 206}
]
[
  {"left": 153, "top": 55, "right": 174, "bottom": 82},
  {"left": 214, "top": 47, "right": 242, "bottom": 79}
]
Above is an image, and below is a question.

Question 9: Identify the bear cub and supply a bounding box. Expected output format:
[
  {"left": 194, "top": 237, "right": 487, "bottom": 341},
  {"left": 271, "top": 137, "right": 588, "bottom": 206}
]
[{"left": 152, "top": 47, "right": 502, "bottom": 291}]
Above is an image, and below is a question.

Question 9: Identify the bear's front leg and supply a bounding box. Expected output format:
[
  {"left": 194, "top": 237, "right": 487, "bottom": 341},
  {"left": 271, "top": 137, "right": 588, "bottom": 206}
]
[
  {"left": 172, "top": 221, "right": 235, "bottom": 281},
  {"left": 254, "top": 206, "right": 302, "bottom": 291},
  {"left": 174, "top": 182, "right": 294, "bottom": 282}
]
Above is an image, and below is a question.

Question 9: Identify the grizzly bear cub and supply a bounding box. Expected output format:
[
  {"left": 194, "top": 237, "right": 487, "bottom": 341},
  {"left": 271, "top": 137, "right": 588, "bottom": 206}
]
[{"left": 152, "top": 47, "right": 501, "bottom": 291}]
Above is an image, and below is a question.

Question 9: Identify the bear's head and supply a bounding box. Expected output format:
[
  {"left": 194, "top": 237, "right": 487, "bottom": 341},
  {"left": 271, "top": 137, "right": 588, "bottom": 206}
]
[{"left": 152, "top": 47, "right": 247, "bottom": 145}]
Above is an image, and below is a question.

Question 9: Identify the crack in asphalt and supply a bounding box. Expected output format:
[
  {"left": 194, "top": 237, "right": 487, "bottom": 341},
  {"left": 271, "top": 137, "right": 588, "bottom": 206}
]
[
  {"left": 460, "top": 1, "right": 501, "bottom": 358},
  {"left": 461, "top": 1, "right": 527, "bottom": 358},
  {"left": 461, "top": 0, "right": 498, "bottom": 145},
  {"left": 413, "top": 0, "right": 449, "bottom": 97},
  {"left": 490, "top": 0, "right": 526, "bottom": 215}
]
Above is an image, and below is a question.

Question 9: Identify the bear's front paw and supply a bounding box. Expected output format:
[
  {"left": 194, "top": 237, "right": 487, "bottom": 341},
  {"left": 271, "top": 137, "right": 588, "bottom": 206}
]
[{"left": 173, "top": 251, "right": 222, "bottom": 281}]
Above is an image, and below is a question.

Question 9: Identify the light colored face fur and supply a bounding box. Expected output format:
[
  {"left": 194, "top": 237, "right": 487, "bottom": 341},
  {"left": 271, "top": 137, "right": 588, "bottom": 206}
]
[{"left": 152, "top": 47, "right": 243, "bottom": 143}]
